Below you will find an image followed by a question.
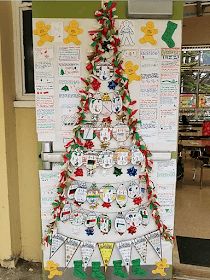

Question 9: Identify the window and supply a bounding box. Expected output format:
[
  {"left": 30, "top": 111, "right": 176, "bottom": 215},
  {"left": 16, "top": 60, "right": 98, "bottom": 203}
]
[
  {"left": 12, "top": 1, "right": 35, "bottom": 101},
  {"left": 180, "top": 46, "right": 210, "bottom": 120}
]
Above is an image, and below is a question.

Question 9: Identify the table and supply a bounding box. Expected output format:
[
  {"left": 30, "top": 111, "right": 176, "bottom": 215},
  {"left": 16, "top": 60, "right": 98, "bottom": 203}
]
[{"left": 179, "top": 139, "right": 210, "bottom": 149}]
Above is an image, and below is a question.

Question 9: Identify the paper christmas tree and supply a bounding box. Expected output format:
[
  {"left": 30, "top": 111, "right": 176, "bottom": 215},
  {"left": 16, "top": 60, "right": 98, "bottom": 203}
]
[{"left": 44, "top": 0, "right": 173, "bottom": 275}]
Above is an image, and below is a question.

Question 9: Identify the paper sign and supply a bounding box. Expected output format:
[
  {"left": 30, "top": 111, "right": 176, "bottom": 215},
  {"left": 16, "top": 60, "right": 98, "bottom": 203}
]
[
  {"left": 132, "top": 236, "right": 148, "bottom": 263},
  {"left": 98, "top": 242, "right": 114, "bottom": 271},
  {"left": 81, "top": 241, "right": 96, "bottom": 270},
  {"left": 65, "top": 238, "right": 81, "bottom": 268},
  {"left": 116, "top": 240, "right": 132, "bottom": 272},
  {"left": 50, "top": 234, "right": 67, "bottom": 258},
  {"left": 145, "top": 230, "right": 162, "bottom": 259}
]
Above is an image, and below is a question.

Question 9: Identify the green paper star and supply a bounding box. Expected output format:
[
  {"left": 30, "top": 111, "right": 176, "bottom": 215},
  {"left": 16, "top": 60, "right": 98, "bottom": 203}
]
[{"left": 113, "top": 167, "right": 123, "bottom": 177}]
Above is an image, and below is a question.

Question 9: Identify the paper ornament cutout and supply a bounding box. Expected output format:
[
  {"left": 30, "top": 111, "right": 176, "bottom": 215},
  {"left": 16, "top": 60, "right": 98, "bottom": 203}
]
[
  {"left": 124, "top": 61, "right": 141, "bottom": 83},
  {"left": 116, "top": 240, "right": 132, "bottom": 272},
  {"left": 63, "top": 20, "right": 83, "bottom": 45},
  {"left": 116, "top": 184, "right": 128, "bottom": 208},
  {"left": 127, "top": 166, "right": 137, "bottom": 177},
  {"left": 86, "top": 184, "right": 100, "bottom": 209},
  {"left": 132, "top": 236, "right": 148, "bottom": 263},
  {"left": 89, "top": 98, "right": 103, "bottom": 115},
  {"left": 98, "top": 150, "right": 114, "bottom": 169},
  {"left": 98, "top": 242, "right": 115, "bottom": 271},
  {"left": 115, "top": 147, "right": 130, "bottom": 166},
  {"left": 67, "top": 184, "right": 78, "bottom": 200},
  {"left": 65, "top": 238, "right": 81, "bottom": 268},
  {"left": 100, "top": 185, "right": 116, "bottom": 208},
  {"left": 112, "top": 94, "right": 122, "bottom": 113},
  {"left": 33, "top": 21, "right": 54, "bottom": 46},
  {"left": 97, "top": 214, "right": 111, "bottom": 234},
  {"left": 140, "top": 208, "right": 150, "bottom": 227},
  {"left": 50, "top": 234, "right": 67, "bottom": 258},
  {"left": 115, "top": 213, "right": 127, "bottom": 235},
  {"left": 131, "top": 146, "right": 144, "bottom": 165},
  {"left": 161, "top": 21, "right": 178, "bottom": 48},
  {"left": 74, "top": 185, "right": 87, "bottom": 205},
  {"left": 145, "top": 230, "right": 162, "bottom": 259},
  {"left": 70, "top": 211, "right": 85, "bottom": 226},
  {"left": 112, "top": 124, "right": 129, "bottom": 142},
  {"left": 45, "top": 260, "right": 63, "bottom": 279},
  {"left": 152, "top": 258, "right": 169, "bottom": 276},
  {"left": 127, "top": 182, "right": 140, "bottom": 199},
  {"left": 139, "top": 21, "right": 158, "bottom": 45},
  {"left": 101, "top": 94, "right": 112, "bottom": 116},
  {"left": 81, "top": 241, "right": 96, "bottom": 270},
  {"left": 70, "top": 150, "right": 84, "bottom": 167},
  {"left": 60, "top": 202, "right": 71, "bottom": 222},
  {"left": 93, "top": 61, "right": 114, "bottom": 81},
  {"left": 85, "top": 212, "right": 97, "bottom": 236}
]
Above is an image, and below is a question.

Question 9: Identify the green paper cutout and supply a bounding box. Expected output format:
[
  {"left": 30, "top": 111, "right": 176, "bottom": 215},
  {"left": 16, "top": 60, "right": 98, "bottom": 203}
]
[
  {"left": 61, "top": 85, "right": 69, "bottom": 91},
  {"left": 161, "top": 21, "right": 178, "bottom": 48},
  {"left": 91, "top": 262, "right": 105, "bottom": 280},
  {"left": 113, "top": 260, "right": 128, "bottom": 278},
  {"left": 113, "top": 167, "right": 123, "bottom": 177},
  {"left": 73, "top": 260, "right": 87, "bottom": 280},
  {"left": 131, "top": 259, "right": 147, "bottom": 276},
  {"left": 60, "top": 69, "right": 65, "bottom": 75}
]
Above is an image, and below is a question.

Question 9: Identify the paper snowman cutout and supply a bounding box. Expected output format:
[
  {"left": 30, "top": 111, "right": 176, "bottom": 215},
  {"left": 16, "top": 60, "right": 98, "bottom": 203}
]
[
  {"left": 99, "top": 150, "right": 114, "bottom": 169},
  {"left": 116, "top": 184, "right": 128, "bottom": 208},
  {"left": 100, "top": 185, "right": 116, "bottom": 208},
  {"left": 112, "top": 124, "right": 130, "bottom": 142},
  {"left": 70, "top": 149, "right": 84, "bottom": 167},
  {"left": 93, "top": 61, "right": 114, "bottom": 81},
  {"left": 60, "top": 202, "right": 72, "bottom": 222},
  {"left": 115, "top": 213, "right": 127, "bottom": 235},
  {"left": 112, "top": 94, "right": 122, "bottom": 113},
  {"left": 97, "top": 214, "right": 111, "bottom": 234}
]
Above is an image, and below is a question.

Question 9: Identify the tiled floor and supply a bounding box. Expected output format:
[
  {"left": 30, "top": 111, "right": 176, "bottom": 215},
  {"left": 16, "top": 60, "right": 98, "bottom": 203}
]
[{"left": 174, "top": 155, "right": 210, "bottom": 278}]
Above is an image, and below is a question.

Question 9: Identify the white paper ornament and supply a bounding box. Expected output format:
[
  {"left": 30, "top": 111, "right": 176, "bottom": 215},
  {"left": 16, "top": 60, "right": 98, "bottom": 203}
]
[
  {"left": 125, "top": 210, "right": 142, "bottom": 227},
  {"left": 115, "top": 213, "right": 127, "bottom": 235},
  {"left": 97, "top": 214, "right": 111, "bottom": 234},
  {"left": 85, "top": 152, "right": 98, "bottom": 175},
  {"left": 86, "top": 184, "right": 100, "bottom": 209},
  {"left": 112, "top": 94, "right": 122, "bottom": 113},
  {"left": 140, "top": 208, "right": 150, "bottom": 227},
  {"left": 101, "top": 94, "right": 112, "bottom": 116},
  {"left": 100, "top": 185, "right": 116, "bottom": 208},
  {"left": 60, "top": 202, "right": 72, "bottom": 222},
  {"left": 93, "top": 61, "right": 114, "bottom": 81},
  {"left": 89, "top": 98, "right": 103, "bottom": 115},
  {"left": 116, "top": 184, "right": 128, "bottom": 208},
  {"left": 70, "top": 211, "right": 85, "bottom": 226},
  {"left": 70, "top": 149, "right": 84, "bottom": 167},
  {"left": 99, "top": 150, "right": 114, "bottom": 169},
  {"left": 99, "top": 127, "right": 111, "bottom": 143},
  {"left": 67, "top": 184, "right": 78, "bottom": 200},
  {"left": 74, "top": 185, "right": 87, "bottom": 205},
  {"left": 85, "top": 212, "right": 97, "bottom": 228},
  {"left": 112, "top": 124, "right": 129, "bottom": 142},
  {"left": 127, "top": 181, "right": 140, "bottom": 199},
  {"left": 131, "top": 145, "right": 144, "bottom": 165},
  {"left": 115, "top": 147, "right": 130, "bottom": 166}
]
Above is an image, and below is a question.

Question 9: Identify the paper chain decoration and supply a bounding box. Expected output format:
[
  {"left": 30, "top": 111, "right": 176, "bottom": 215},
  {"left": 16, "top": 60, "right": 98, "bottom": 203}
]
[{"left": 43, "top": 0, "right": 173, "bottom": 247}]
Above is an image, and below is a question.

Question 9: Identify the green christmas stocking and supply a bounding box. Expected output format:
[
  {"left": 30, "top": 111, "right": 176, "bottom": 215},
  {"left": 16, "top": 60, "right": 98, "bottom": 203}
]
[
  {"left": 161, "top": 21, "right": 178, "bottom": 48},
  {"left": 73, "top": 260, "right": 87, "bottom": 280},
  {"left": 113, "top": 260, "right": 128, "bottom": 278},
  {"left": 131, "top": 259, "right": 147, "bottom": 276},
  {"left": 91, "top": 262, "right": 105, "bottom": 280}
]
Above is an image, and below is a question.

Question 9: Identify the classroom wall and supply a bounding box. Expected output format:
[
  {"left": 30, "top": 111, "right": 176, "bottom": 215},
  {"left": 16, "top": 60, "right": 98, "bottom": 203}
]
[{"left": 0, "top": 0, "right": 183, "bottom": 264}]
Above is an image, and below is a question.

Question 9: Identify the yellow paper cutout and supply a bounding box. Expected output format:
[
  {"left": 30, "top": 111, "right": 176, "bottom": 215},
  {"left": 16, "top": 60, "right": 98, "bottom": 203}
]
[
  {"left": 98, "top": 242, "right": 114, "bottom": 272},
  {"left": 124, "top": 61, "right": 141, "bottom": 83},
  {"left": 63, "top": 20, "right": 83, "bottom": 45},
  {"left": 139, "top": 21, "right": 158, "bottom": 45},
  {"left": 152, "top": 258, "right": 169, "bottom": 277},
  {"left": 33, "top": 21, "right": 54, "bottom": 47},
  {"left": 45, "top": 260, "right": 63, "bottom": 279}
]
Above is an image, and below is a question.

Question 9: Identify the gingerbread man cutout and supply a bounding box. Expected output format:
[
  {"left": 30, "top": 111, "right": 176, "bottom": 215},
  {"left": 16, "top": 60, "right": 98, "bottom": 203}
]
[
  {"left": 45, "top": 260, "right": 63, "bottom": 279},
  {"left": 33, "top": 21, "right": 54, "bottom": 47},
  {"left": 152, "top": 258, "right": 169, "bottom": 277},
  {"left": 63, "top": 20, "right": 83, "bottom": 45},
  {"left": 124, "top": 61, "right": 141, "bottom": 83},
  {"left": 139, "top": 21, "right": 158, "bottom": 46}
]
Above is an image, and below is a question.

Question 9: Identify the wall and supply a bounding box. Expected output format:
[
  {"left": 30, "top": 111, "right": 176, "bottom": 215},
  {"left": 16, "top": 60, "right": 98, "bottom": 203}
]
[
  {"left": 0, "top": 1, "right": 21, "bottom": 267},
  {"left": 183, "top": 15, "right": 210, "bottom": 45}
]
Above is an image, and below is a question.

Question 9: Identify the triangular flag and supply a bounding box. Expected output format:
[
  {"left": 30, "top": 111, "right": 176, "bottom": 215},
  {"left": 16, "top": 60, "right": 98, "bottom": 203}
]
[
  {"left": 116, "top": 240, "right": 132, "bottom": 272},
  {"left": 65, "top": 238, "right": 81, "bottom": 268},
  {"left": 50, "top": 234, "right": 67, "bottom": 258},
  {"left": 81, "top": 241, "right": 96, "bottom": 270},
  {"left": 98, "top": 242, "right": 115, "bottom": 272},
  {"left": 132, "top": 236, "right": 148, "bottom": 263},
  {"left": 145, "top": 230, "right": 162, "bottom": 259}
]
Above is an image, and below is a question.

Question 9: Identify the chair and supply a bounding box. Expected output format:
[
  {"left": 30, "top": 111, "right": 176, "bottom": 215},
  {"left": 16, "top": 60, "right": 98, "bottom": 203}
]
[
  {"left": 199, "top": 146, "right": 210, "bottom": 189},
  {"left": 177, "top": 144, "right": 184, "bottom": 185}
]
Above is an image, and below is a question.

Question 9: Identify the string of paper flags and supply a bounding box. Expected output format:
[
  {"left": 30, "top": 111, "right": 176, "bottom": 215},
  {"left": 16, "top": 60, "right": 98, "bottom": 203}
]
[{"left": 50, "top": 230, "right": 162, "bottom": 272}]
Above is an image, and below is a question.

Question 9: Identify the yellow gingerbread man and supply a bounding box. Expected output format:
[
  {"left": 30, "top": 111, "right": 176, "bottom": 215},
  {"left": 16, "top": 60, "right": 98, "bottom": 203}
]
[
  {"left": 33, "top": 21, "right": 54, "bottom": 47},
  {"left": 63, "top": 20, "right": 83, "bottom": 45},
  {"left": 139, "top": 21, "right": 158, "bottom": 45},
  {"left": 45, "top": 260, "right": 63, "bottom": 279},
  {"left": 124, "top": 61, "right": 141, "bottom": 83},
  {"left": 152, "top": 258, "right": 169, "bottom": 277}
]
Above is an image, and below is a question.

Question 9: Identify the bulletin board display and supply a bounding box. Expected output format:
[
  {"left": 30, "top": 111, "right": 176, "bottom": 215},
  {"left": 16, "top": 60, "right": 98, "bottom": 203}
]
[
  {"left": 180, "top": 94, "right": 196, "bottom": 108},
  {"left": 33, "top": 18, "right": 182, "bottom": 152},
  {"left": 33, "top": 12, "right": 181, "bottom": 280}
]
